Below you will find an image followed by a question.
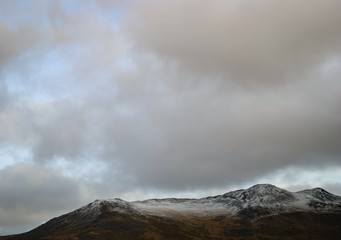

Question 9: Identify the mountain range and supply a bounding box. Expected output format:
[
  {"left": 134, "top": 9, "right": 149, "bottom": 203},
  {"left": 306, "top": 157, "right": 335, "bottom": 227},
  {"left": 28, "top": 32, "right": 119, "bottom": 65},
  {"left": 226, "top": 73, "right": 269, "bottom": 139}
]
[{"left": 1, "top": 184, "right": 341, "bottom": 239}]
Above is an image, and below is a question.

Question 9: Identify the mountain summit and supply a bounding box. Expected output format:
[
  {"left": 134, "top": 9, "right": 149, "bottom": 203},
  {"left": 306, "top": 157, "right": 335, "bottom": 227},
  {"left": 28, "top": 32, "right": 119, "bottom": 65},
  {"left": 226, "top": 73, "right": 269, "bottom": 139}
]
[
  {"left": 134, "top": 184, "right": 341, "bottom": 217},
  {"left": 1, "top": 184, "right": 341, "bottom": 240}
]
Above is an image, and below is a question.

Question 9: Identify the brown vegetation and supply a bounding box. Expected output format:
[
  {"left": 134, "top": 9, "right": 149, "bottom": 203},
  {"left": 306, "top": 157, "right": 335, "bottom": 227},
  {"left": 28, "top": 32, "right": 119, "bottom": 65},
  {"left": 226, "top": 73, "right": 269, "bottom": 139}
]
[{"left": 1, "top": 211, "right": 340, "bottom": 240}]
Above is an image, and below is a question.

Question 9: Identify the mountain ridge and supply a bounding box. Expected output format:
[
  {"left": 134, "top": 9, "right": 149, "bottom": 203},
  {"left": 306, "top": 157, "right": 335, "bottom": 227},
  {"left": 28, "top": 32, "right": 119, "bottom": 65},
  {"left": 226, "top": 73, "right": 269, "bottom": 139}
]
[
  {"left": 132, "top": 184, "right": 341, "bottom": 216},
  {"left": 1, "top": 184, "right": 341, "bottom": 240}
]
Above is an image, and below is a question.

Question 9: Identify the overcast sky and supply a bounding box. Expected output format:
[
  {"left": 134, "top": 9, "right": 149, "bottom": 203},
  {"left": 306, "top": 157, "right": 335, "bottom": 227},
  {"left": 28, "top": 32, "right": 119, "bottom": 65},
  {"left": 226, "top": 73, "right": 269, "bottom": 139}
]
[{"left": 0, "top": 0, "right": 341, "bottom": 235}]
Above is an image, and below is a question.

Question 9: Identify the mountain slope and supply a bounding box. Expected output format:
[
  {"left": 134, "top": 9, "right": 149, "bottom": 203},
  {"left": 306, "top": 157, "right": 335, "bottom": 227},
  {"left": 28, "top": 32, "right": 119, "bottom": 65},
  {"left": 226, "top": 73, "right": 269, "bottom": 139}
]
[{"left": 1, "top": 184, "right": 341, "bottom": 240}]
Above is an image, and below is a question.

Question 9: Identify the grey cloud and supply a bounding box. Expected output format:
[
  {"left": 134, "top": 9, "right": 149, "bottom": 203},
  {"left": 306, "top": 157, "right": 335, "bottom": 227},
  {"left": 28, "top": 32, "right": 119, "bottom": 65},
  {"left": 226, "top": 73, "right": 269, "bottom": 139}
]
[
  {"left": 127, "top": 0, "right": 341, "bottom": 85},
  {"left": 0, "top": 164, "right": 83, "bottom": 234},
  {"left": 0, "top": 2, "right": 340, "bottom": 235},
  {"left": 0, "top": 3, "right": 340, "bottom": 235},
  {"left": 18, "top": 64, "right": 341, "bottom": 191},
  {"left": 0, "top": 21, "right": 41, "bottom": 66},
  {"left": 95, "top": 0, "right": 126, "bottom": 8},
  {"left": 29, "top": 101, "right": 89, "bottom": 162},
  {"left": 0, "top": 80, "right": 9, "bottom": 111},
  {"left": 115, "top": 80, "right": 341, "bottom": 189}
]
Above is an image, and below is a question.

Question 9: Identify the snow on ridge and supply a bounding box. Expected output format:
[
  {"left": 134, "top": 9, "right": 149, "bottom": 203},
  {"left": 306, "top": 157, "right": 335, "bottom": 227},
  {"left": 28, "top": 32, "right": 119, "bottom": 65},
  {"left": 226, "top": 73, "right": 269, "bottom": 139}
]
[
  {"left": 296, "top": 188, "right": 341, "bottom": 202},
  {"left": 131, "top": 184, "right": 341, "bottom": 216},
  {"left": 71, "top": 184, "right": 341, "bottom": 218},
  {"left": 72, "top": 198, "right": 137, "bottom": 217},
  {"left": 133, "top": 199, "right": 232, "bottom": 216}
]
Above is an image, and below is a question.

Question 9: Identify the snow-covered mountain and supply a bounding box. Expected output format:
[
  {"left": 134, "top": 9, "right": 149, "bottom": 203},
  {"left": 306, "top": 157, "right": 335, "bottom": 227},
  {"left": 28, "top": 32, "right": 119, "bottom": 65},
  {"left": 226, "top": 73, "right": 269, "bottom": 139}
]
[
  {"left": 2, "top": 184, "right": 340, "bottom": 240},
  {"left": 208, "top": 184, "right": 340, "bottom": 212},
  {"left": 71, "top": 184, "right": 341, "bottom": 219}
]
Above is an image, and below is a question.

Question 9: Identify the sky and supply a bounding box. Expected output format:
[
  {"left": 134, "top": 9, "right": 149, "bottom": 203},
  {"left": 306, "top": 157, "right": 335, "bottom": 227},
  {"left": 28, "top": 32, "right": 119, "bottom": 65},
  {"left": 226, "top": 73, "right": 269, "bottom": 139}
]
[{"left": 0, "top": 0, "right": 341, "bottom": 235}]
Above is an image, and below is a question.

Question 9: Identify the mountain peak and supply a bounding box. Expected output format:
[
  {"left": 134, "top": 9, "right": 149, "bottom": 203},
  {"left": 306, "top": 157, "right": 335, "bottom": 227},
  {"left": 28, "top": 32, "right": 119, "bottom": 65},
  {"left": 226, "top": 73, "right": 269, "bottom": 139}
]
[
  {"left": 64, "top": 198, "right": 139, "bottom": 222},
  {"left": 215, "top": 184, "right": 296, "bottom": 208},
  {"left": 245, "top": 184, "right": 283, "bottom": 195},
  {"left": 249, "top": 183, "right": 277, "bottom": 188},
  {"left": 247, "top": 184, "right": 294, "bottom": 198},
  {"left": 298, "top": 187, "right": 341, "bottom": 202}
]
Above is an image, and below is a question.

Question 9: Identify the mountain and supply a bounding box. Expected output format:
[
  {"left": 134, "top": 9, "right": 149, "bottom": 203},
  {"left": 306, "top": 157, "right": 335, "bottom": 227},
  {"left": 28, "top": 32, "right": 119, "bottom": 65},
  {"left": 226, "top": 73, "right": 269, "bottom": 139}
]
[{"left": 1, "top": 184, "right": 341, "bottom": 240}]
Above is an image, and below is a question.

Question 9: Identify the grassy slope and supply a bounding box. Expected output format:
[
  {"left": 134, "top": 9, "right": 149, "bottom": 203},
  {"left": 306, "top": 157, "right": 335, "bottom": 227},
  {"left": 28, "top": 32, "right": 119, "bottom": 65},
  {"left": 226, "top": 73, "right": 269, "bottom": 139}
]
[{"left": 1, "top": 211, "right": 341, "bottom": 240}]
